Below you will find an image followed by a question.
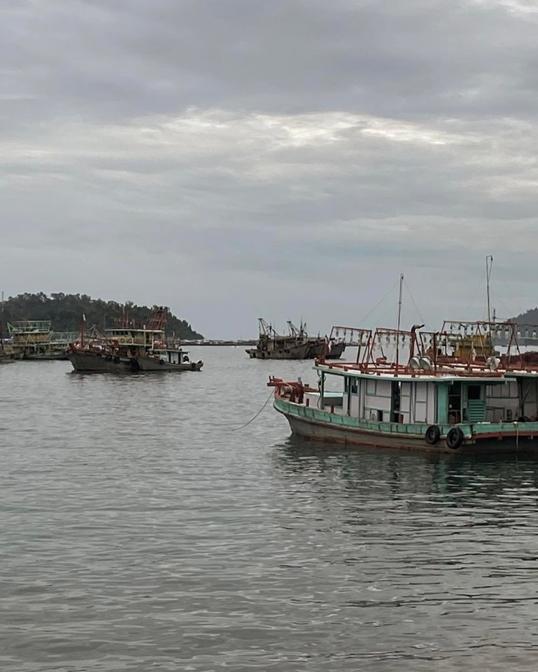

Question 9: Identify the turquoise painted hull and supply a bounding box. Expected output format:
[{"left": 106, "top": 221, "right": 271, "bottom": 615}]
[{"left": 274, "top": 397, "right": 538, "bottom": 453}]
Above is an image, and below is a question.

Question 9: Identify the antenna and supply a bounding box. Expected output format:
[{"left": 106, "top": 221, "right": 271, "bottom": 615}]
[
  {"left": 397, "top": 273, "right": 404, "bottom": 333},
  {"left": 396, "top": 273, "right": 404, "bottom": 372},
  {"left": 486, "top": 255, "right": 494, "bottom": 322}
]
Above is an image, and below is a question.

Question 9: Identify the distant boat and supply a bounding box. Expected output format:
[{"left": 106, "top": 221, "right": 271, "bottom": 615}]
[
  {"left": 7, "top": 320, "right": 76, "bottom": 360},
  {"left": 246, "top": 319, "right": 345, "bottom": 360},
  {"left": 68, "top": 308, "right": 203, "bottom": 373}
]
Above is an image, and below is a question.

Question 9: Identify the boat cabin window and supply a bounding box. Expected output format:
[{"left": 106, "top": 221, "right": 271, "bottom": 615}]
[{"left": 366, "top": 379, "right": 376, "bottom": 395}]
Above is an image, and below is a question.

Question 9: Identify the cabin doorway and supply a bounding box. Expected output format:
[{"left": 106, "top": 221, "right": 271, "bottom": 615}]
[
  {"left": 391, "top": 381, "right": 402, "bottom": 423},
  {"left": 448, "top": 382, "right": 462, "bottom": 424}
]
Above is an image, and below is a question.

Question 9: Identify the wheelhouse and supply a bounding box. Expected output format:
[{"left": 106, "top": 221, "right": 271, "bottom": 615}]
[{"left": 311, "top": 365, "right": 510, "bottom": 427}]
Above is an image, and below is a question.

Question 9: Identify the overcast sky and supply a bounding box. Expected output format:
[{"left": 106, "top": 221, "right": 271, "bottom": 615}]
[{"left": 2, "top": 0, "right": 538, "bottom": 337}]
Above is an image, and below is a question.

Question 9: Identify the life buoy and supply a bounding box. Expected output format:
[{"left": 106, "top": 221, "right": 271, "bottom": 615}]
[
  {"left": 425, "top": 425, "right": 441, "bottom": 445},
  {"left": 446, "top": 427, "right": 464, "bottom": 449}
]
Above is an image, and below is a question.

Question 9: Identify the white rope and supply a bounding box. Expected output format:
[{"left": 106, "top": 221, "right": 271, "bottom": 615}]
[{"left": 230, "top": 389, "right": 274, "bottom": 432}]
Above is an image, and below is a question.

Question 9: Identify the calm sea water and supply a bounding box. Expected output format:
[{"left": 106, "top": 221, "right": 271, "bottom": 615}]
[{"left": 2, "top": 347, "right": 538, "bottom": 671}]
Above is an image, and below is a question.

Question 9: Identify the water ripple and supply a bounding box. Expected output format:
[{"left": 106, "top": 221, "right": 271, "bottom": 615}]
[{"left": 1, "top": 353, "right": 538, "bottom": 670}]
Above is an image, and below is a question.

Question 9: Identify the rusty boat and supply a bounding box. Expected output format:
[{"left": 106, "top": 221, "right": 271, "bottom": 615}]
[
  {"left": 68, "top": 308, "right": 203, "bottom": 373},
  {"left": 246, "top": 319, "right": 345, "bottom": 360}
]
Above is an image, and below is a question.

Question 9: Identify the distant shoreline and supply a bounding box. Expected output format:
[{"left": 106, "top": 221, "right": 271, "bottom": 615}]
[{"left": 183, "top": 340, "right": 257, "bottom": 346}]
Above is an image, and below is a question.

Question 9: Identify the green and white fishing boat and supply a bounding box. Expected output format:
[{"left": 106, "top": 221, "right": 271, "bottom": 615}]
[{"left": 269, "top": 321, "right": 538, "bottom": 453}]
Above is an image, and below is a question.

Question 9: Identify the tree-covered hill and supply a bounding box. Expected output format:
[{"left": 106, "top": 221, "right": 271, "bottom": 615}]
[
  {"left": 512, "top": 307, "right": 538, "bottom": 325},
  {"left": 1, "top": 293, "right": 203, "bottom": 340}
]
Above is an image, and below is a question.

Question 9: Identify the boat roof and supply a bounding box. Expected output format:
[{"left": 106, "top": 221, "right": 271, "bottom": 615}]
[
  {"left": 315, "top": 361, "right": 507, "bottom": 384},
  {"left": 303, "top": 320, "right": 538, "bottom": 382},
  {"left": 8, "top": 320, "right": 52, "bottom": 334},
  {"left": 106, "top": 327, "right": 164, "bottom": 335},
  {"left": 505, "top": 370, "right": 538, "bottom": 378}
]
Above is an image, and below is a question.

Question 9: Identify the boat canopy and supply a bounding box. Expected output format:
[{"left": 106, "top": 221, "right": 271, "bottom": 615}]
[{"left": 315, "top": 362, "right": 508, "bottom": 385}]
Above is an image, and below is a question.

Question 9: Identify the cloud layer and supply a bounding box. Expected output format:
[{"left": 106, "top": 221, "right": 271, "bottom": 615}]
[{"left": 2, "top": 0, "right": 538, "bottom": 336}]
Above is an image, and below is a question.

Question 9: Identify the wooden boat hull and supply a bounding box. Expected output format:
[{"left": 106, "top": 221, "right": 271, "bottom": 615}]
[
  {"left": 23, "top": 352, "right": 68, "bottom": 361},
  {"left": 69, "top": 351, "right": 203, "bottom": 373},
  {"left": 246, "top": 342, "right": 314, "bottom": 360},
  {"left": 68, "top": 351, "right": 134, "bottom": 372},
  {"left": 247, "top": 340, "right": 345, "bottom": 360},
  {"left": 274, "top": 397, "right": 538, "bottom": 453}
]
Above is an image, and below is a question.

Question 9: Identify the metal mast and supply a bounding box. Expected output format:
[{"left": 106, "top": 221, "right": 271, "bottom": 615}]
[
  {"left": 395, "top": 273, "right": 404, "bottom": 371},
  {"left": 486, "top": 255, "right": 494, "bottom": 322}
]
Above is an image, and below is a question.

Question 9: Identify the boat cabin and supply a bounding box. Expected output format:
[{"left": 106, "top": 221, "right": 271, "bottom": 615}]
[
  {"left": 105, "top": 327, "right": 165, "bottom": 350},
  {"left": 153, "top": 348, "right": 190, "bottom": 365},
  {"left": 308, "top": 364, "right": 525, "bottom": 427}
]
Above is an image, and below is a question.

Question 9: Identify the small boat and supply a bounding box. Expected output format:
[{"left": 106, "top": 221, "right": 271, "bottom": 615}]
[
  {"left": 269, "top": 321, "right": 538, "bottom": 453},
  {"left": 135, "top": 349, "right": 203, "bottom": 371},
  {"left": 247, "top": 339, "right": 314, "bottom": 360}
]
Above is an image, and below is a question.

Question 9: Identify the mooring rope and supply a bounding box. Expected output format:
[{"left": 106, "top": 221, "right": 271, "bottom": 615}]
[{"left": 231, "top": 389, "right": 275, "bottom": 432}]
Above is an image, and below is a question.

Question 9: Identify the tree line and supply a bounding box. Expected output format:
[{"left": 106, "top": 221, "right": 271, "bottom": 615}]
[
  {"left": 513, "top": 307, "right": 538, "bottom": 325},
  {"left": 1, "top": 293, "right": 203, "bottom": 340}
]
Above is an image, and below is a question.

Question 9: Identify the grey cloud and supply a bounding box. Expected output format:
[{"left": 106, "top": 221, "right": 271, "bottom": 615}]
[
  {"left": 3, "top": 0, "right": 538, "bottom": 124},
  {"left": 1, "top": 1, "right": 538, "bottom": 337}
]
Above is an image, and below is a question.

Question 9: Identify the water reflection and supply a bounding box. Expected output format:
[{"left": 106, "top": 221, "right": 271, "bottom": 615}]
[
  {"left": 273, "top": 436, "right": 538, "bottom": 507},
  {"left": 270, "top": 437, "right": 538, "bottom": 665}
]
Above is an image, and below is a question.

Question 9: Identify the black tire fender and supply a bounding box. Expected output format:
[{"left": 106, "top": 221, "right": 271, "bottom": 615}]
[
  {"left": 425, "top": 424, "right": 441, "bottom": 445},
  {"left": 446, "top": 426, "right": 464, "bottom": 449}
]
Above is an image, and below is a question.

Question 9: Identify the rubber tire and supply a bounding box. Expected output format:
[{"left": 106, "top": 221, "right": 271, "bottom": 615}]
[
  {"left": 425, "top": 425, "right": 441, "bottom": 445},
  {"left": 446, "top": 427, "right": 464, "bottom": 450}
]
